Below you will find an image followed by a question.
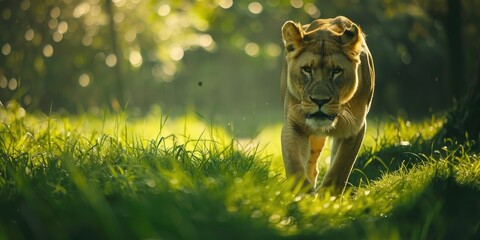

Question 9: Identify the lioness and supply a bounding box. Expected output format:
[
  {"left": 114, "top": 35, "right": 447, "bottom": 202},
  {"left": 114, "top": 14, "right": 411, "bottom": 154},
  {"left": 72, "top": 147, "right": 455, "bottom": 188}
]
[{"left": 280, "top": 16, "right": 375, "bottom": 195}]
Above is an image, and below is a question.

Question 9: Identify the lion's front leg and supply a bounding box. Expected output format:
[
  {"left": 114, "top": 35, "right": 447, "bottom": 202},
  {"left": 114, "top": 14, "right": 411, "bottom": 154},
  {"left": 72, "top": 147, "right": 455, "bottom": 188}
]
[
  {"left": 281, "top": 123, "right": 313, "bottom": 191},
  {"left": 307, "top": 136, "right": 326, "bottom": 188},
  {"left": 319, "top": 124, "right": 366, "bottom": 195}
]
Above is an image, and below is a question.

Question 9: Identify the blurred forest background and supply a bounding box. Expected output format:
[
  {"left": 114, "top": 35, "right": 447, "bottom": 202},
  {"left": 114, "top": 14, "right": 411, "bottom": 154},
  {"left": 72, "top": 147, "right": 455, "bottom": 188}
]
[{"left": 0, "top": 0, "right": 479, "bottom": 136}]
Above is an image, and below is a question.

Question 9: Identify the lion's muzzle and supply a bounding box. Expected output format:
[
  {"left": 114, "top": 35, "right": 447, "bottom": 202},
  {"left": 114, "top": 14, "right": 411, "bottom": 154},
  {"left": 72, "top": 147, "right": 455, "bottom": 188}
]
[
  {"left": 304, "top": 97, "right": 336, "bottom": 121},
  {"left": 305, "top": 111, "right": 336, "bottom": 121}
]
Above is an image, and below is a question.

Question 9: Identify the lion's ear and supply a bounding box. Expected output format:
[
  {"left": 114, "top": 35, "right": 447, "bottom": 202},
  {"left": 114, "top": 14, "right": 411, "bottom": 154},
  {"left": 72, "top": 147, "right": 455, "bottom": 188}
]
[
  {"left": 340, "top": 23, "right": 363, "bottom": 54},
  {"left": 282, "top": 21, "right": 303, "bottom": 52}
]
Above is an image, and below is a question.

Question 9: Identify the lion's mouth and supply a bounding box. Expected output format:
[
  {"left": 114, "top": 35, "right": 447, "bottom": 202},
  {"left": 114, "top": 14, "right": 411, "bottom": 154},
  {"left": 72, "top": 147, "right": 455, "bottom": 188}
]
[{"left": 306, "top": 111, "right": 336, "bottom": 121}]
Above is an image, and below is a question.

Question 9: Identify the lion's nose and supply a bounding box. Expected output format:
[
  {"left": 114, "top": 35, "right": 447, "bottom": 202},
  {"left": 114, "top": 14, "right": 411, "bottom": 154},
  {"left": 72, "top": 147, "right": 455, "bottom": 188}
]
[{"left": 310, "top": 97, "right": 331, "bottom": 108}]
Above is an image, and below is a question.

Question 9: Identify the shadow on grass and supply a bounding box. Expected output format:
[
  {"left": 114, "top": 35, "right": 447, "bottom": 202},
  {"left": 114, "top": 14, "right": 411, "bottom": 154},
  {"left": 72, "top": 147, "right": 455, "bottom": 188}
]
[
  {"left": 349, "top": 123, "right": 477, "bottom": 189},
  {"left": 303, "top": 176, "right": 480, "bottom": 240},
  {"left": 349, "top": 136, "right": 436, "bottom": 188}
]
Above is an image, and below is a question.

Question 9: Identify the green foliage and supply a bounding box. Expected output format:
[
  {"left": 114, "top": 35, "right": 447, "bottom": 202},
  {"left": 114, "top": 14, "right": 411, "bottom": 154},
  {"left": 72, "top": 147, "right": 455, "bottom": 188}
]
[
  {"left": 1, "top": 0, "right": 479, "bottom": 130},
  {"left": 1, "top": 105, "right": 479, "bottom": 239},
  {"left": 0, "top": 0, "right": 217, "bottom": 110}
]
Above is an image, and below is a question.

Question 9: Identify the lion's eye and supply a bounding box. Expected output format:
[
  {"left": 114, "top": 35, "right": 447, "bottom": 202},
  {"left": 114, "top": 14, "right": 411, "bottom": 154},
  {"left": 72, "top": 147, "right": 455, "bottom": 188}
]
[
  {"left": 301, "top": 66, "right": 312, "bottom": 75},
  {"left": 331, "top": 68, "right": 343, "bottom": 78},
  {"left": 332, "top": 68, "right": 343, "bottom": 74}
]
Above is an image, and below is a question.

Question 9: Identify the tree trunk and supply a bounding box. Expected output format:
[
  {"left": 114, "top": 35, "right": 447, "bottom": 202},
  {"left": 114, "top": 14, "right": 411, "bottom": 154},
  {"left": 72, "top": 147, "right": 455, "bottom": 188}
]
[
  {"left": 105, "top": 0, "right": 125, "bottom": 109},
  {"left": 444, "top": 0, "right": 465, "bottom": 100}
]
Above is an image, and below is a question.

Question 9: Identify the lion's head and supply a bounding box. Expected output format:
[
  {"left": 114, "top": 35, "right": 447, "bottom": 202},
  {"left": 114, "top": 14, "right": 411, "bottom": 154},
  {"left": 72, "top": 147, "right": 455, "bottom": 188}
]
[{"left": 281, "top": 16, "right": 366, "bottom": 132}]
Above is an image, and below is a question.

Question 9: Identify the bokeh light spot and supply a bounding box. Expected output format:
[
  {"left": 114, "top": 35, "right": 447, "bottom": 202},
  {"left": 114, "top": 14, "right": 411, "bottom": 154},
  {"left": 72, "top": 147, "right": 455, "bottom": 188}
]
[
  {"left": 304, "top": 3, "right": 320, "bottom": 18},
  {"left": 1, "top": 43, "right": 11, "bottom": 56},
  {"left": 53, "top": 31, "right": 63, "bottom": 42},
  {"left": 21, "top": 0, "right": 30, "bottom": 11},
  {"left": 8, "top": 78, "right": 17, "bottom": 90},
  {"left": 0, "top": 76, "right": 7, "bottom": 88},
  {"left": 265, "top": 43, "right": 281, "bottom": 57},
  {"left": 50, "top": 7, "right": 61, "bottom": 19},
  {"left": 106, "top": 54, "right": 117, "bottom": 67},
  {"left": 290, "top": 0, "right": 303, "bottom": 8},
  {"left": 25, "top": 29, "right": 34, "bottom": 41},
  {"left": 48, "top": 18, "right": 58, "bottom": 29},
  {"left": 170, "top": 46, "right": 184, "bottom": 61},
  {"left": 79, "top": 73, "right": 90, "bottom": 87},
  {"left": 244, "top": 42, "right": 260, "bottom": 57},
  {"left": 23, "top": 95, "right": 32, "bottom": 105},
  {"left": 73, "top": 2, "right": 90, "bottom": 18},
  {"left": 43, "top": 44, "right": 54, "bottom": 57},
  {"left": 199, "top": 34, "right": 213, "bottom": 47},
  {"left": 112, "top": 0, "right": 126, "bottom": 8},
  {"left": 82, "top": 36, "right": 93, "bottom": 46},
  {"left": 157, "top": 3, "right": 171, "bottom": 16},
  {"left": 57, "top": 21, "right": 68, "bottom": 34},
  {"left": 248, "top": 2, "right": 263, "bottom": 14},
  {"left": 114, "top": 12, "right": 125, "bottom": 23},
  {"left": 124, "top": 30, "right": 136, "bottom": 42},
  {"left": 162, "top": 63, "right": 177, "bottom": 80},
  {"left": 129, "top": 50, "right": 143, "bottom": 67},
  {"left": 219, "top": 0, "right": 233, "bottom": 9}
]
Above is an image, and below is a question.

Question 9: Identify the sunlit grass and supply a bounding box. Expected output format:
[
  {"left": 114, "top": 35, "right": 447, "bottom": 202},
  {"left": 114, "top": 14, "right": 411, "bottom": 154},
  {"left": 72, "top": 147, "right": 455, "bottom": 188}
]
[{"left": 0, "top": 102, "right": 479, "bottom": 239}]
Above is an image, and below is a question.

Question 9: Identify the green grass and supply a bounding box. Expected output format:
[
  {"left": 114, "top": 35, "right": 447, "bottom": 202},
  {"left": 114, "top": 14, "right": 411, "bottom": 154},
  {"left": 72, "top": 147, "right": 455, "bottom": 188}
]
[{"left": 1, "top": 102, "right": 479, "bottom": 239}]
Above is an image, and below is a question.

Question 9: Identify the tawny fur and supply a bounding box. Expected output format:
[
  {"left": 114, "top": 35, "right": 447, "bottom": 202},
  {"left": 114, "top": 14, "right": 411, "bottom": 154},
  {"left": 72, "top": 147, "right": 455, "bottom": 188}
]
[{"left": 280, "top": 16, "right": 375, "bottom": 195}]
